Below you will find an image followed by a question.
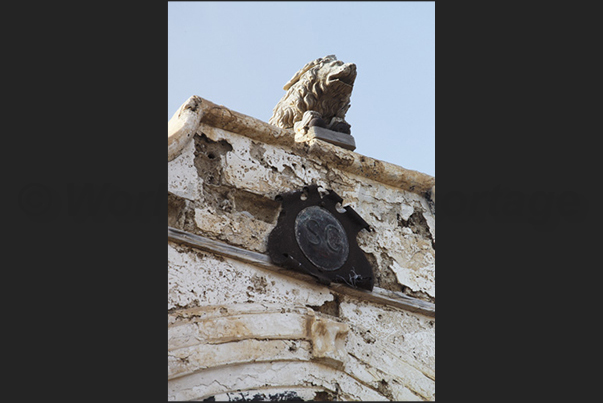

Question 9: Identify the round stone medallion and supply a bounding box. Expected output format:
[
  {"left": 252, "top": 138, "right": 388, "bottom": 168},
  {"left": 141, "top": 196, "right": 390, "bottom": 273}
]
[{"left": 294, "top": 206, "right": 349, "bottom": 271}]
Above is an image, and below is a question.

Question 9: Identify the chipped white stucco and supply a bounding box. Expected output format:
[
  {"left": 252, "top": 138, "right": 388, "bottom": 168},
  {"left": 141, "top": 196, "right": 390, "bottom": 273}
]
[{"left": 167, "top": 97, "right": 435, "bottom": 401}]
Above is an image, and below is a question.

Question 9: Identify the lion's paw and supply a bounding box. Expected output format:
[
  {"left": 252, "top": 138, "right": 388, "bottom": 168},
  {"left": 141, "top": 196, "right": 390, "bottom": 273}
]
[{"left": 327, "top": 117, "right": 351, "bottom": 134}]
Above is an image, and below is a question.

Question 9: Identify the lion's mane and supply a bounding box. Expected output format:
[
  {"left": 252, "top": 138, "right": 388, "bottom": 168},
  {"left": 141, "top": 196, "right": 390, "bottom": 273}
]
[{"left": 269, "top": 55, "right": 356, "bottom": 131}]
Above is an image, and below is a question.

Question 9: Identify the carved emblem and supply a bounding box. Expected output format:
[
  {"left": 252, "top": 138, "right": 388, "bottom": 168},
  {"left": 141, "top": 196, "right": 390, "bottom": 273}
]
[
  {"left": 295, "top": 205, "right": 350, "bottom": 271},
  {"left": 268, "top": 185, "right": 374, "bottom": 291}
]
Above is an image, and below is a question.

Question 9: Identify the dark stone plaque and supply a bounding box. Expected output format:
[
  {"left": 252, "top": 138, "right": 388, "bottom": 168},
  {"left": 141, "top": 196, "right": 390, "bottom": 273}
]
[
  {"left": 267, "top": 185, "right": 374, "bottom": 291},
  {"left": 295, "top": 206, "right": 349, "bottom": 271}
]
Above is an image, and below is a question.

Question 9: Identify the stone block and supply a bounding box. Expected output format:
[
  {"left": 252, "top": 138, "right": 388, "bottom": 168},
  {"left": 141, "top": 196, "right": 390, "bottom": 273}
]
[{"left": 295, "top": 126, "right": 357, "bottom": 151}]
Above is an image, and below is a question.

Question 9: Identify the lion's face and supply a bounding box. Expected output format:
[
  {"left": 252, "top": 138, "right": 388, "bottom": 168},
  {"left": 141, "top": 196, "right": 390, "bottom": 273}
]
[
  {"left": 319, "top": 59, "right": 357, "bottom": 92},
  {"left": 308, "top": 59, "right": 356, "bottom": 112},
  {"left": 269, "top": 55, "right": 357, "bottom": 131}
]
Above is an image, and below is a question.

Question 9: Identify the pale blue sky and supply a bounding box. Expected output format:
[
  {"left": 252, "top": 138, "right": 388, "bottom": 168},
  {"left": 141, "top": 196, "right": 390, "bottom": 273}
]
[{"left": 168, "top": 1, "right": 435, "bottom": 177}]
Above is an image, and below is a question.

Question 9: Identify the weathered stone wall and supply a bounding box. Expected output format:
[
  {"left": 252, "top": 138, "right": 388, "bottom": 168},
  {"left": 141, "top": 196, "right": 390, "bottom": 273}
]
[{"left": 168, "top": 96, "right": 435, "bottom": 401}]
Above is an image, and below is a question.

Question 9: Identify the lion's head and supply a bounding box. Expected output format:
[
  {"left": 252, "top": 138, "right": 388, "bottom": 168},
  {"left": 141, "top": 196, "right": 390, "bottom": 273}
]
[{"left": 269, "top": 55, "right": 357, "bottom": 134}]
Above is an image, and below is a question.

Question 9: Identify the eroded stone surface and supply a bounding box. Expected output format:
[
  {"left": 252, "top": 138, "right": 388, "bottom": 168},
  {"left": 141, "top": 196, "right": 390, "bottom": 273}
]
[
  {"left": 203, "top": 389, "right": 322, "bottom": 402},
  {"left": 168, "top": 302, "right": 355, "bottom": 381},
  {"left": 339, "top": 298, "right": 435, "bottom": 377},
  {"left": 168, "top": 361, "right": 388, "bottom": 401},
  {"left": 168, "top": 242, "right": 334, "bottom": 310},
  {"left": 168, "top": 137, "right": 201, "bottom": 202},
  {"left": 167, "top": 97, "right": 435, "bottom": 401},
  {"left": 168, "top": 123, "right": 435, "bottom": 299},
  {"left": 168, "top": 246, "right": 435, "bottom": 400},
  {"left": 168, "top": 95, "right": 204, "bottom": 162},
  {"left": 184, "top": 96, "right": 434, "bottom": 194}
]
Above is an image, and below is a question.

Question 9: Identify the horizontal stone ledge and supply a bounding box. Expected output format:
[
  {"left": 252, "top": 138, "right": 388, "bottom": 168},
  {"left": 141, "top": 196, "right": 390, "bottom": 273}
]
[
  {"left": 168, "top": 303, "right": 311, "bottom": 325},
  {"left": 169, "top": 95, "right": 435, "bottom": 196},
  {"left": 168, "top": 226, "right": 435, "bottom": 317}
]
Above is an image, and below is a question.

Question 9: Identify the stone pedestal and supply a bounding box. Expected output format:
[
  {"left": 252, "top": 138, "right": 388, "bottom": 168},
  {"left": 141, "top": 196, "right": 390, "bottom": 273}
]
[{"left": 295, "top": 126, "right": 356, "bottom": 151}]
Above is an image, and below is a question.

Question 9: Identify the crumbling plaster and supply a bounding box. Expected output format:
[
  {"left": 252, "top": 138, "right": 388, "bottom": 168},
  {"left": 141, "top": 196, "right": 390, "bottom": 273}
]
[
  {"left": 169, "top": 120, "right": 435, "bottom": 300},
  {"left": 167, "top": 96, "right": 435, "bottom": 401},
  {"left": 168, "top": 245, "right": 435, "bottom": 400},
  {"left": 168, "top": 242, "right": 334, "bottom": 311}
]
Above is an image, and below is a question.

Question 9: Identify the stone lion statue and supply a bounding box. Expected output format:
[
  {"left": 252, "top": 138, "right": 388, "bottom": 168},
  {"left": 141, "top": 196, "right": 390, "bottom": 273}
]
[{"left": 269, "top": 55, "right": 357, "bottom": 135}]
